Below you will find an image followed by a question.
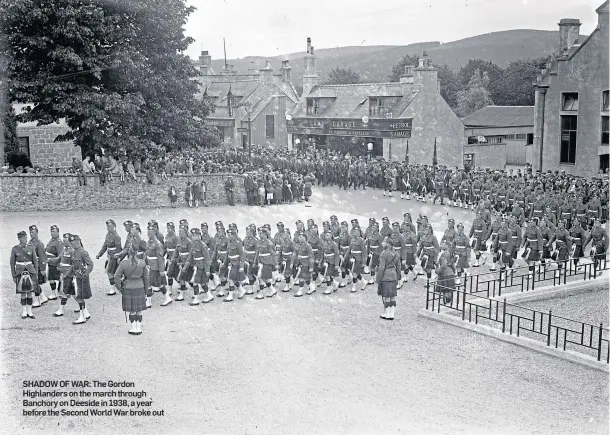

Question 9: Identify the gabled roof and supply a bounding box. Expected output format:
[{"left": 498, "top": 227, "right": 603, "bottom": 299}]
[
  {"left": 461, "top": 106, "right": 534, "bottom": 128},
  {"left": 293, "top": 82, "right": 415, "bottom": 118}
]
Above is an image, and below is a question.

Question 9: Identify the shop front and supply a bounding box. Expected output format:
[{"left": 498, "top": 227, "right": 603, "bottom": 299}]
[
  {"left": 287, "top": 117, "right": 412, "bottom": 158},
  {"left": 203, "top": 118, "right": 236, "bottom": 145}
]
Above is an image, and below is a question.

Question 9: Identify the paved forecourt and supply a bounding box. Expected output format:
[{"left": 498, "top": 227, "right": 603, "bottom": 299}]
[{"left": 0, "top": 186, "right": 607, "bottom": 435}]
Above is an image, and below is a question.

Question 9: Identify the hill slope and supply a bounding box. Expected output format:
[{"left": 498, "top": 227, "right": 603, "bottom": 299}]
[{"left": 208, "top": 29, "right": 585, "bottom": 83}]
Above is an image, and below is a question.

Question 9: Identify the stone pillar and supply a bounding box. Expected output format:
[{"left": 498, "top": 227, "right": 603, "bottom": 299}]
[{"left": 532, "top": 87, "right": 547, "bottom": 172}]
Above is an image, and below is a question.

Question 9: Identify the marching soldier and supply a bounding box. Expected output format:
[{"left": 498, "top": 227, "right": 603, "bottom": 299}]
[
  {"left": 492, "top": 218, "right": 513, "bottom": 272},
  {"left": 587, "top": 194, "right": 602, "bottom": 228},
  {"left": 53, "top": 233, "right": 75, "bottom": 317},
  {"left": 539, "top": 219, "right": 554, "bottom": 269},
  {"left": 164, "top": 222, "right": 179, "bottom": 294},
  {"left": 416, "top": 225, "right": 440, "bottom": 280},
  {"left": 569, "top": 219, "right": 587, "bottom": 270},
  {"left": 243, "top": 225, "right": 260, "bottom": 296},
  {"left": 277, "top": 223, "right": 296, "bottom": 292},
  {"left": 584, "top": 218, "right": 608, "bottom": 271},
  {"left": 441, "top": 219, "right": 457, "bottom": 250},
  {"left": 200, "top": 223, "right": 218, "bottom": 291},
  {"left": 96, "top": 219, "right": 122, "bottom": 296},
  {"left": 307, "top": 223, "right": 323, "bottom": 286},
  {"left": 337, "top": 222, "right": 353, "bottom": 287},
  {"left": 521, "top": 220, "right": 544, "bottom": 275},
  {"left": 45, "top": 225, "right": 63, "bottom": 301},
  {"left": 10, "top": 231, "right": 39, "bottom": 319},
  {"left": 255, "top": 226, "right": 278, "bottom": 298},
  {"left": 293, "top": 220, "right": 308, "bottom": 243},
  {"left": 224, "top": 227, "right": 246, "bottom": 301},
  {"left": 508, "top": 216, "right": 522, "bottom": 272},
  {"left": 379, "top": 217, "right": 392, "bottom": 238},
  {"left": 330, "top": 215, "right": 341, "bottom": 239},
  {"left": 66, "top": 235, "right": 93, "bottom": 325},
  {"left": 558, "top": 197, "right": 574, "bottom": 229},
  {"left": 547, "top": 220, "right": 572, "bottom": 277},
  {"left": 321, "top": 231, "right": 342, "bottom": 294},
  {"left": 171, "top": 225, "right": 192, "bottom": 301},
  {"left": 469, "top": 210, "right": 488, "bottom": 267},
  {"left": 432, "top": 172, "right": 445, "bottom": 205},
  {"left": 377, "top": 237, "right": 400, "bottom": 320},
  {"left": 214, "top": 222, "right": 230, "bottom": 297},
  {"left": 345, "top": 226, "right": 368, "bottom": 292},
  {"left": 145, "top": 224, "right": 171, "bottom": 307},
  {"left": 184, "top": 228, "right": 212, "bottom": 305},
  {"left": 542, "top": 206, "right": 557, "bottom": 231},
  {"left": 28, "top": 225, "right": 49, "bottom": 307},
  {"left": 291, "top": 234, "right": 315, "bottom": 296},
  {"left": 389, "top": 222, "right": 407, "bottom": 287},
  {"left": 400, "top": 213, "right": 417, "bottom": 236},
  {"left": 452, "top": 223, "right": 471, "bottom": 285},
  {"left": 113, "top": 243, "right": 149, "bottom": 335},
  {"left": 401, "top": 224, "right": 418, "bottom": 281}
]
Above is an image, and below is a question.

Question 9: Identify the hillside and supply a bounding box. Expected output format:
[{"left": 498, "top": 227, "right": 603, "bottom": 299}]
[{"left": 208, "top": 29, "right": 586, "bottom": 82}]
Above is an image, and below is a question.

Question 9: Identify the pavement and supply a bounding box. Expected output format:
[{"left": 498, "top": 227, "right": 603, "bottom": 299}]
[{"left": 0, "top": 186, "right": 608, "bottom": 435}]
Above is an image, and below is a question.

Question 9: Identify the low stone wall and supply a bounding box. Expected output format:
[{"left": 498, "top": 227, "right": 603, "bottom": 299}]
[{"left": 0, "top": 173, "right": 246, "bottom": 212}]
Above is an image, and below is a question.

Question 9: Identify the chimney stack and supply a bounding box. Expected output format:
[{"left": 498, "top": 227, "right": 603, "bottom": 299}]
[
  {"left": 302, "top": 37, "right": 319, "bottom": 97},
  {"left": 280, "top": 60, "right": 291, "bottom": 83},
  {"left": 198, "top": 50, "right": 212, "bottom": 75},
  {"left": 597, "top": 1, "right": 609, "bottom": 29},
  {"left": 558, "top": 18, "right": 581, "bottom": 54},
  {"left": 307, "top": 37, "right": 312, "bottom": 54},
  {"left": 260, "top": 60, "right": 274, "bottom": 82},
  {"left": 399, "top": 65, "right": 414, "bottom": 83}
]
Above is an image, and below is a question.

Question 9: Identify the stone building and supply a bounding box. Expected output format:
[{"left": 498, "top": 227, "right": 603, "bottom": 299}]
[
  {"left": 288, "top": 38, "right": 464, "bottom": 167},
  {"left": 4, "top": 104, "right": 82, "bottom": 168},
  {"left": 195, "top": 51, "right": 300, "bottom": 149},
  {"left": 462, "top": 105, "right": 534, "bottom": 170},
  {"left": 531, "top": 1, "right": 609, "bottom": 176}
]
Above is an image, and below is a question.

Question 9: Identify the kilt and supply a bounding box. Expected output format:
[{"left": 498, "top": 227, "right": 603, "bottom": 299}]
[
  {"left": 404, "top": 253, "right": 415, "bottom": 267},
  {"left": 526, "top": 250, "right": 540, "bottom": 262},
  {"left": 122, "top": 287, "right": 146, "bottom": 312},
  {"left": 350, "top": 258, "right": 363, "bottom": 275},
  {"left": 105, "top": 257, "right": 119, "bottom": 276},
  {"left": 149, "top": 269, "right": 168, "bottom": 287},
  {"left": 511, "top": 247, "right": 518, "bottom": 259},
  {"left": 322, "top": 261, "right": 338, "bottom": 278},
  {"left": 190, "top": 266, "right": 209, "bottom": 285},
  {"left": 556, "top": 247, "right": 570, "bottom": 261},
  {"left": 228, "top": 263, "right": 246, "bottom": 283},
  {"left": 281, "top": 258, "right": 292, "bottom": 278},
  {"left": 377, "top": 280, "right": 397, "bottom": 298},
  {"left": 259, "top": 263, "right": 273, "bottom": 281},
  {"left": 60, "top": 276, "right": 76, "bottom": 297},
  {"left": 293, "top": 263, "right": 311, "bottom": 281},
  {"left": 47, "top": 265, "right": 61, "bottom": 281},
  {"left": 218, "top": 260, "right": 229, "bottom": 279},
  {"left": 573, "top": 245, "right": 583, "bottom": 258},
  {"left": 245, "top": 262, "right": 259, "bottom": 279},
  {"left": 177, "top": 264, "right": 194, "bottom": 282},
  {"left": 542, "top": 245, "right": 551, "bottom": 259},
  {"left": 421, "top": 254, "right": 435, "bottom": 271},
  {"left": 456, "top": 254, "right": 469, "bottom": 269},
  {"left": 37, "top": 270, "right": 47, "bottom": 285},
  {"left": 209, "top": 257, "right": 221, "bottom": 274},
  {"left": 15, "top": 272, "right": 35, "bottom": 294},
  {"left": 369, "top": 253, "right": 380, "bottom": 269},
  {"left": 75, "top": 277, "right": 92, "bottom": 300},
  {"left": 166, "top": 261, "right": 180, "bottom": 279},
  {"left": 341, "top": 255, "right": 354, "bottom": 270}
]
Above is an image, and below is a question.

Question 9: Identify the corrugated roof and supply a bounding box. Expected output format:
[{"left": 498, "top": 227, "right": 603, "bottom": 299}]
[
  {"left": 293, "top": 82, "right": 415, "bottom": 118},
  {"left": 461, "top": 106, "right": 534, "bottom": 127}
]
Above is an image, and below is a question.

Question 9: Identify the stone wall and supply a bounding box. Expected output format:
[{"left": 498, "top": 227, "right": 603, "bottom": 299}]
[
  {"left": 463, "top": 144, "right": 507, "bottom": 170},
  {"left": 0, "top": 173, "right": 246, "bottom": 212},
  {"left": 16, "top": 124, "right": 82, "bottom": 168}
]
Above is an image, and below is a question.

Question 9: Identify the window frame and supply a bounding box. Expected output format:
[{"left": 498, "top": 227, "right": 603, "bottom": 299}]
[
  {"left": 17, "top": 136, "right": 30, "bottom": 157},
  {"left": 602, "top": 90, "right": 609, "bottom": 112},
  {"left": 559, "top": 114, "right": 578, "bottom": 165},
  {"left": 561, "top": 92, "right": 579, "bottom": 111},
  {"left": 265, "top": 114, "right": 275, "bottom": 139},
  {"left": 602, "top": 115, "right": 609, "bottom": 146}
]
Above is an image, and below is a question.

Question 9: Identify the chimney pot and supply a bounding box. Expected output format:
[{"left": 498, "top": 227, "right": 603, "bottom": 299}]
[
  {"left": 307, "top": 37, "right": 312, "bottom": 54},
  {"left": 558, "top": 18, "right": 581, "bottom": 54}
]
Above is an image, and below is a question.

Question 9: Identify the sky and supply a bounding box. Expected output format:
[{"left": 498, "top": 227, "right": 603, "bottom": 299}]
[{"left": 183, "top": 0, "right": 603, "bottom": 60}]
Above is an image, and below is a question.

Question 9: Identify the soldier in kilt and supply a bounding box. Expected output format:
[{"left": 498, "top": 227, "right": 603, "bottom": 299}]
[
  {"left": 321, "top": 231, "right": 341, "bottom": 294},
  {"left": 214, "top": 222, "right": 230, "bottom": 297},
  {"left": 44, "top": 225, "right": 62, "bottom": 301},
  {"left": 435, "top": 256, "right": 456, "bottom": 305},
  {"left": 522, "top": 220, "right": 544, "bottom": 275},
  {"left": 376, "top": 238, "right": 400, "bottom": 320},
  {"left": 164, "top": 222, "right": 179, "bottom": 294},
  {"left": 307, "top": 223, "right": 323, "bottom": 286},
  {"left": 113, "top": 244, "right": 149, "bottom": 335},
  {"left": 337, "top": 223, "right": 352, "bottom": 287},
  {"left": 145, "top": 224, "right": 171, "bottom": 307},
  {"left": 452, "top": 223, "right": 471, "bottom": 285},
  {"left": 223, "top": 227, "right": 246, "bottom": 302},
  {"left": 243, "top": 225, "right": 260, "bottom": 295},
  {"left": 96, "top": 219, "right": 122, "bottom": 296},
  {"left": 172, "top": 225, "right": 193, "bottom": 301},
  {"left": 200, "top": 223, "right": 218, "bottom": 291},
  {"left": 584, "top": 218, "right": 609, "bottom": 272},
  {"left": 278, "top": 226, "right": 296, "bottom": 292},
  {"left": 10, "top": 231, "right": 39, "bottom": 319},
  {"left": 345, "top": 226, "right": 368, "bottom": 292},
  {"left": 184, "top": 228, "right": 212, "bottom": 305},
  {"left": 54, "top": 233, "right": 76, "bottom": 317},
  {"left": 569, "top": 219, "right": 587, "bottom": 270},
  {"left": 67, "top": 235, "right": 94, "bottom": 325},
  {"left": 256, "top": 226, "right": 278, "bottom": 298},
  {"left": 28, "top": 225, "right": 49, "bottom": 307},
  {"left": 291, "top": 234, "right": 314, "bottom": 297}
]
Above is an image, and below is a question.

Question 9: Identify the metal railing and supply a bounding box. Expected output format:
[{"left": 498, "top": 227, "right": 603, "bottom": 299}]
[
  {"left": 425, "top": 283, "right": 610, "bottom": 363},
  {"left": 455, "top": 253, "right": 609, "bottom": 298}
]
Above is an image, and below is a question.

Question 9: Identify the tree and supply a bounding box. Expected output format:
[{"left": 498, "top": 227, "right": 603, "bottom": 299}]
[
  {"left": 434, "top": 64, "right": 460, "bottom": 108},
  {"left": 458, "top": 59, "right": 503, "bottom": 104},
  {"left": 1, "top": 0, "right": 217, "bottom": 159},
  {"left": 2, "top": 99, "right": 19, "bottom": 156},
  {"left": 456, "top": 68, "right": 494, "bottom": 117},
  {"left": 388, "top": 54, "right": 420, "bottom": 82},
  {"left": 324, "top": 67, "right": 360, "bottom": 85},
  {"left": 498, "top": 57, "right": 548, "bottom": 106}
]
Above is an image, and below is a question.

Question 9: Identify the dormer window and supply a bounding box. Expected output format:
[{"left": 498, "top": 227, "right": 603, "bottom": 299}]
[
  {"left": 307, "top": 98, "right": 320, "bottom": 115},
  {"left": 369, "top": 98, "right": 385, "bottom": 116}
]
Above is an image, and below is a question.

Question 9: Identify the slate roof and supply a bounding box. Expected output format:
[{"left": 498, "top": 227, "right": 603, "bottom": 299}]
[
  {"left": 461, "top": 106, "right": 534, "bottom": 128},
  {"left": 292, "top": 82, "right": 417, "bottom": 118}
]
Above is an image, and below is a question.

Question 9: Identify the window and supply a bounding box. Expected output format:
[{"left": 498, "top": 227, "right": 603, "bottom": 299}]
[
  {"left": 486, "top": 136, "right": 504, "bottom": 144},
  {"left": 560, "top": 115, "right": 577, "bottom": 164},
  {"left": 602, "top": 116, "right": 609, "bottom": 145},
  {"left": 306, "top": 98, "right": 320, "bottom": 115},
  {"left": 369, "top": 98, "right": 385, "bottom": 116},
  {"left": 515, "top": 133, "right": 526, "bottom": 140},
  {"left": 603, "top": 90, "right": 609, "bottom": 111},
  {"left": 266, "top": 114, "right": 275, "bottom": 139},
  {"left": 562, "top": 92, "right": 579, "bottom": 111},
  {"left": 526, "top": 133, "right": 534, "bottom": 145},
  {"left": 18, "top": 137, "right": 30, "bottom": 157},
  {"left": 227, "top": 97, "right": 233, "bottom": 117}
]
